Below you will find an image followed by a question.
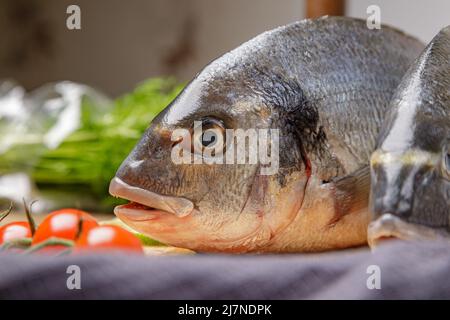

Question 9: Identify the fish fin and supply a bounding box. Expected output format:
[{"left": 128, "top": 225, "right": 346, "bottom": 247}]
[{"left": 328, "top": 165, "right": 370, "bottom": 226}]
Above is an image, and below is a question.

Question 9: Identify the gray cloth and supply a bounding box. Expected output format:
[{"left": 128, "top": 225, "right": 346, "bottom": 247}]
[{"left": 0, "top": 240, "right": 449, "bottom": 299}]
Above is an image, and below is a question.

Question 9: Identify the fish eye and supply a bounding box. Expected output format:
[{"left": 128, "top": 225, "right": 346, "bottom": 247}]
[
  {"left": 442, "top": 143, "right": 450, "bottom": 180},
  {"left": 444, "top": 153, "right": 450, "bottom": 174},
  {"left": 201, "top": 131, "right": 217, "bottom": 147},
  {"left": 192, "top": 118, "right": 225, "bottom": 155}
]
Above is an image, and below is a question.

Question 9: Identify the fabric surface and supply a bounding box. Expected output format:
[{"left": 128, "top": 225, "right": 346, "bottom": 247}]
[{"left": 1, "top": 240, "right": 449, "bottom": 299}]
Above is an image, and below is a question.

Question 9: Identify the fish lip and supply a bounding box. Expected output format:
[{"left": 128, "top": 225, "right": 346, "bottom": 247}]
[
  {"left": 109, "top": 177, "right": 194, "bottom": 218},
  {"left": 367, "top": 213, "right": 447, "bottom": 249},
  {"left": 113, "top": 205, "right": 161, "bottom": 221}
]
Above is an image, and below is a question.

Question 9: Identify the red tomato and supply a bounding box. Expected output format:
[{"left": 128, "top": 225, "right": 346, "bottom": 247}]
[
  {"left": 0, "top": 221, "right": 32, "bottom": 245},
  {"left": 75, "top": 225, "right": 143, "bottom": 253},
  {"left": 32, "top": 209, "right": 98, "bottom": 248}
]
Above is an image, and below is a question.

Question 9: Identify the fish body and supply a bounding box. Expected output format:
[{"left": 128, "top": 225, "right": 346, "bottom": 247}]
[
  {"left": 369, "top": 26, "right": 450, "bottom": 246},
  {"left": 110, "top": 17, "right": 424, "bottom": 252}
]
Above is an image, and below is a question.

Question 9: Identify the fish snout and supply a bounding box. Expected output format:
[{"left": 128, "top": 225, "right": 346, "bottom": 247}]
[
  {"left": 114, "top": 122, "right": 176, "bottom": 190},
  {"left": 369, "top": 164, "right": 450, "bottom": 248},
  {"left": 370, "top": 166, "right": 414, "bottom": 223},
  {"left": 368, "top": 149, "right": 448, "bottom": 247},
  {"left": 370, "top": 149, "right": 439, "bottom": 221},
  {"left": 367, "top": 213, "right": 445, "bottom": 249},
  {"left": 371, "top": 190, "right": 413, "bottom": 221},
  {"left": 367, "top": 213, "right": 402, "bottom": 248},
  {"left": 109, "top": 177, "right": 194, "bottom": 219}
]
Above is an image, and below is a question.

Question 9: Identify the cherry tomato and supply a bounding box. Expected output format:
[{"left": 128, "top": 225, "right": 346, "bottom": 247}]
[
  {"left": 75, "top": 225, "right": 143, "bottom": 253},
  {"left": 0, "top": 221, "right": 32, "bottom": 245},
  {"left": 32, "top": 209, "right": 98, "bottom": 249}
]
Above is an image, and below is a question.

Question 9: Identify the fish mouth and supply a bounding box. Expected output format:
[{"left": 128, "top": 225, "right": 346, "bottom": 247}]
[
  {"left": 109, "top": 177, "right": 194, "bottom": 221},
  {"left": 367, "top": 213, "right": 447, "bottom": 249}
]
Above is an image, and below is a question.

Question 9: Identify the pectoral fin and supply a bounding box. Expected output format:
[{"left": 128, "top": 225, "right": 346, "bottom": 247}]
[{"left": 329, "top": 165, "right": 370, "bottom": 225}]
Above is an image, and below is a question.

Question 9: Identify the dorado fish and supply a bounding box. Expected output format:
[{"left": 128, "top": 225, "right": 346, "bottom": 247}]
[
  {"left": 369, "top": 26, "right": 450, "bottom": 247},
  {"left": 109, "top": 17, "right": 424, "bottom": 253}
]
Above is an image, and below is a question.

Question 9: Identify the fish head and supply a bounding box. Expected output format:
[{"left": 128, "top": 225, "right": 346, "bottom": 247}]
[
  {"left": 369, "top": 143, "right": 450, "bottom": 247},
  {"left": 109, "top": 51, "right": 310, "bottom": 252},
  {"left": 108, "top": 18, "right": 426, "bottom": 252},
  {"left": 368, "top": 26, "right": 450, "bottom": 246},
  {"left": 369, "top": 26, "right": 450, "bottom": 247}
]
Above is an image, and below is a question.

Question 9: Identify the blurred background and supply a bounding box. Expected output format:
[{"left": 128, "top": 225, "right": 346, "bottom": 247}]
[
  {"left": 1, "top": 0, "right": 449, "bottom": 96},
  {"left": 0, "top": 0, "right": 448, "bottom": 214}
]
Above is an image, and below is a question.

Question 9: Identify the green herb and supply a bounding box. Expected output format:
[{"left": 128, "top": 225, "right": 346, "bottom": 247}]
[
  {"left": 1, "top": 78, "right": 184, "bottom": 210},
  {"left": 134, "top": 233, "right": 165, "bottom": 247}
]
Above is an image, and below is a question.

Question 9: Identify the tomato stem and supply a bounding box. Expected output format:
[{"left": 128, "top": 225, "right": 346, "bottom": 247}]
[
  {"left": 75, "top": 216, "right": 84, "bottom": 241},
  {"left": 0, "top": 202, "right": 13, "bottom": 224},
  {"left": 22, "top": 199, "right": 37, "bottom": 236},
  {"left": 0, "top": 237, "right": 32, "bottom": 251},
  {"left": 24, "top": 237, "right": 74, "bottom": 254}
]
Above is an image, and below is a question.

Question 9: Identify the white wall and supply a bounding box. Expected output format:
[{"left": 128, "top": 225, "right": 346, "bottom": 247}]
[
  {"left": 347, "top": 0, "right": 450, "bottom": 43},
  {"left": 0, "top": 0, "right": 448, "bottom": 96}
]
